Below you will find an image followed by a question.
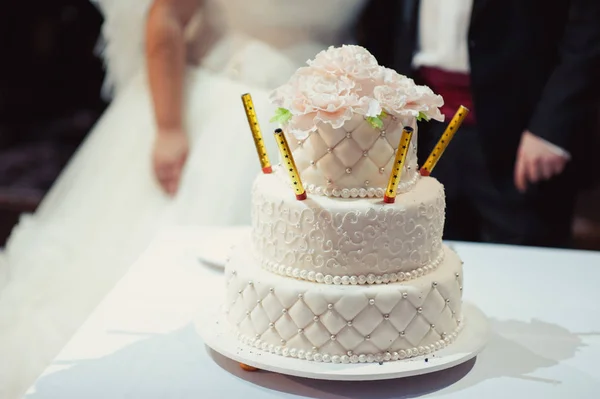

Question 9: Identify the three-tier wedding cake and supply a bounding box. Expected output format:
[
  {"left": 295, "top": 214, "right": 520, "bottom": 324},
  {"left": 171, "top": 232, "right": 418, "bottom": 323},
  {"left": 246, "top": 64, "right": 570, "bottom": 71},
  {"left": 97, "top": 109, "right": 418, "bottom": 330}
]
[{"left": 223, "top": 45, "right": 464, "bottom": 364}]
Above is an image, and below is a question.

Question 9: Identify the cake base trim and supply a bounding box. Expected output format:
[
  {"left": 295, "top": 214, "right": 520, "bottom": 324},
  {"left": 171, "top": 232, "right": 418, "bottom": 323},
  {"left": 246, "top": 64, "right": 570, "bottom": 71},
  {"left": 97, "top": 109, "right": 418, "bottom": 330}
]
[
  {"left": 258, "top": 249, "right": 445, "bottom": 285},
  {"left": 196, "top": 300, "right": 490, "bottom": 380},
  {"left": 234, "top": 319, "right": 464, "bottom": 364}
]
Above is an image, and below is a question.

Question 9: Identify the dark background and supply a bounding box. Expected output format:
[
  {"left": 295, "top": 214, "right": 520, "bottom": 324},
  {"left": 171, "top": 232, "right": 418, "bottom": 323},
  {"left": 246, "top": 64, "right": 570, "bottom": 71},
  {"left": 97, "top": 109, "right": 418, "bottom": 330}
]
[
  {"left": 0, "top": 1, "right": 106, "bottom": 242},
  {"left": 0, "top": 1, "right": 599, "bottom": 249}
]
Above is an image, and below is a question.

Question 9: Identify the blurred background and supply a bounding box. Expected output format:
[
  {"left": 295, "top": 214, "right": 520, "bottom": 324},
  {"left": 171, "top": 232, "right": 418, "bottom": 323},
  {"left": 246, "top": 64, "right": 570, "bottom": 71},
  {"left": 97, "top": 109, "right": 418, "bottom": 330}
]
[
  {"left": 0, "top": 1, "right": 599, "bottom": 250},
  {"left": 0, "top": 1, "right": 106, "bottom": 243}
]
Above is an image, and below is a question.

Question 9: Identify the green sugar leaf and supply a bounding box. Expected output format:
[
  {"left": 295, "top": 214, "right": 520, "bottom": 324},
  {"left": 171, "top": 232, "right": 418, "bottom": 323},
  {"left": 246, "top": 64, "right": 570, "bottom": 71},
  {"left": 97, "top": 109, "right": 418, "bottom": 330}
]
[
  {"left": 417, "top": 111, "right": 430, "bottom": 122},
  {"left": 366, "top": 116, "right": 384, "bottom": 129},
  {"left": 270, "top": 108, "right": 292, "bottom": 124}
]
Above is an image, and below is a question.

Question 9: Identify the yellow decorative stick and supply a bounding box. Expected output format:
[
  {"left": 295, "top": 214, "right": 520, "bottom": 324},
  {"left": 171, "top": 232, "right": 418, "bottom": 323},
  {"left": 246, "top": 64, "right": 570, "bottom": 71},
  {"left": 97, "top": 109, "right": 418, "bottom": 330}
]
[
  {"left": 241, "top": 93, "right": 272, "bottom": 174},
  {"left": 274, "top": 128, "right": 307, "bottom": 200},
  {"left": 420, "top": 105, "right": 470, "bottom": 176},
  {"left": 384, "top": 126, "right": 414, "bottom": 204}
]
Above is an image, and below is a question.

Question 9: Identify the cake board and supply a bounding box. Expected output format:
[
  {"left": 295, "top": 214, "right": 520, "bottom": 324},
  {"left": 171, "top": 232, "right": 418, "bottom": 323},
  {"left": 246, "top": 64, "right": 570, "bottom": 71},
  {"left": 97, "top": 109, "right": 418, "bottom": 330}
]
[{"left": 194, "top": 258, "right": 490, "bottom": 381}]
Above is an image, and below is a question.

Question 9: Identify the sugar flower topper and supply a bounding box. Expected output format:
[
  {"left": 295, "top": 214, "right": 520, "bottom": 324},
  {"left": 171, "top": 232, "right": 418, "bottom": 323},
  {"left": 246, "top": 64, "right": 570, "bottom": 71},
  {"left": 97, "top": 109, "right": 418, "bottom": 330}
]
[{"left": 270, "top": 45, "right": 444, "bottom": 139}]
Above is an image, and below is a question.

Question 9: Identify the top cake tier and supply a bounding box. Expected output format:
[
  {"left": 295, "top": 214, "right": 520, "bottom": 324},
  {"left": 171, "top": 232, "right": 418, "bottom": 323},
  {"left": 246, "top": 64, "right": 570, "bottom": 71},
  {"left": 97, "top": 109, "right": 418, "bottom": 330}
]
[
  {"left": 285, "top": 114, "right": 418, "bottom": 198},
  {"left": 269, "top": 45, "right": 444, "bottom": 198}
]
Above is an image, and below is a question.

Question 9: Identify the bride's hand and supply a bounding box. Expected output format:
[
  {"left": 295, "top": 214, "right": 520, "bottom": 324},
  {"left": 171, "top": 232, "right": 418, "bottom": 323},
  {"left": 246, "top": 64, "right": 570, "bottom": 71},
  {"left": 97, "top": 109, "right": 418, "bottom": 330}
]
[{"left": 152, "top": 129, "right": 189, "bottom": 196}]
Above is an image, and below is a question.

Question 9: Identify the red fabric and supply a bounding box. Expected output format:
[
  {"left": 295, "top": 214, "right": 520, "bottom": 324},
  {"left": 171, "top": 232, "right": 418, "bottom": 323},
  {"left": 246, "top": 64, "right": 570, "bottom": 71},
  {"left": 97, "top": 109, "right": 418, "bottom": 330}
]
[{"left": 417, "top": 67, "right": 476, "bottom": 125}]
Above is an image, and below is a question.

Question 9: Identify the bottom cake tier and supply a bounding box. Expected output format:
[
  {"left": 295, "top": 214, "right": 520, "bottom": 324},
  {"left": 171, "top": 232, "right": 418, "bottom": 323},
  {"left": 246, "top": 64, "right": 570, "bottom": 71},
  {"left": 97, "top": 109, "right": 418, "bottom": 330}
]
[{"left": 224, "top": 243, "right": 464, "bottom": 363}]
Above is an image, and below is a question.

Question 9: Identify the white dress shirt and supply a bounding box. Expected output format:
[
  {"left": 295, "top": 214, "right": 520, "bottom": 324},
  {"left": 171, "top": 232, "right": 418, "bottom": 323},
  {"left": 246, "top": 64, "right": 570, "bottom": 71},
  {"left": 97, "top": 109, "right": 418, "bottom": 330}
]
[{"left": 412, "top": 0, "right": 473, "bottom": 73}]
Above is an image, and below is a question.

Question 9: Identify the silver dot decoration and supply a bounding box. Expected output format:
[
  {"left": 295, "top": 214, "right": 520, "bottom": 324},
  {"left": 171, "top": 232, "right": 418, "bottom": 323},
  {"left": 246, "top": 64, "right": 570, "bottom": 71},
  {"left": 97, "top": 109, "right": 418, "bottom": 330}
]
[
  {"left": 380, "top": 130, "right": 386, "bottom": 138},
  {"left": 384, "top": 314, "right": 390, "bottom": 320},
  {"left": 269, "top": 288, "right": 274, "bottom": 293},
  {"left": 363, "top": 151, "right": 368, "bottom": 157},
  {"left": 400, "top": 331, "right": 405, "bottom": 336},
  {"left": 417, "top": 307, "right": 423, "bottom": 313},
  {"left": 364, "top": 180, "right": 370, "bottom": 186},
  {"left": 431, "top": 324, "right": 435, "bottom": 329},
  {"left": 235, "top": 320, "right": 466, "bottom": 364},
  {"left": 310, "top": 160, "right": 315, "bottom": 166},
  {"left": 327, "top": 147, "right": 333, "bottom": 153},
  {"left": 346, "top": 132, "right": 352, "bottom": 138},
  {"left": 327, "top": 304, "right": 334, "bottom": 310},
  {"left": 313, "top": 316, "right": 319, "bottom": 322},
  {"left": 245, "top": 311, "right": 250, "bottom": 316},
  {"left": 298, "top": 329, "right": 304, "bottom": 334},
  {"left": 402, "top": 292, "right": 408, "bottom": 299},
  {"left": 345, "top": 167, "right": 352, "bottom": 174},
  {"left": 256, "top": 299, "right": 261, "bottom": 304},
  {"left": 298, "top": 293, "right": 303, "bottom": 299},
  {"left": 269, "top": 322, "right": 274, "bottom": 328},
  {"left": 281, "top": 309, "right": 287, "bottom": 314},
  {"left": 379, "top": 167, "right": 385, "bottom": 174},
  {"left": 432, "top": 282, "right": 438, "bottom": 287},
  {"left": 330, "top": 335, "right": 336, "bottom": 341},
  {"left": 347, "top": 320, "right": 353, "bottom": 327},
  {"left": 238, "top": 290, "right": 242, "bottom": 295},
  {"left": 248, "top": 281, "right": 253, "bottom": 286},
  {"left": 446, "top": 299, "right": 451, "bottom": 304},
  {"left": 327, "top": 178, "right": 332, "bottom": 184},
  {"left": 455, "top": 273, "right": 460, "bottom": 278},
  {"left": 368, "top": 299, "right": 375, "bottom": 305}
]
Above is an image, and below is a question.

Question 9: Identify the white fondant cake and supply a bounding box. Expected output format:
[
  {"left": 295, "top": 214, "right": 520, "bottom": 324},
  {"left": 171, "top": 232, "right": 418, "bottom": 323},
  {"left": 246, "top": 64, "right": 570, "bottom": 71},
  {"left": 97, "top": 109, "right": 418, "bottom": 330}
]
[
  {"left": 251, "top": 171, "right": 445, "bottom": 282},
  {"left": 285, "top": 114, "right": 420, "bottom": 198},
  {"left": 226, "top": 243, "right": 463, "bottom": 363},
  {"left": 222, "top": 45, "right": 464, "bottom": 364}
]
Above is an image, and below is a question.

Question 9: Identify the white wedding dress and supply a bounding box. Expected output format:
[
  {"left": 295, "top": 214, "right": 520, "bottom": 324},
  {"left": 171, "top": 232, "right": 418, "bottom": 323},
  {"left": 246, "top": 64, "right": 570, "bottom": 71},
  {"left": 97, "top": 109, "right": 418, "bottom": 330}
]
[{"left": 0, "top": 0, "right": 367, "bottom": 397}]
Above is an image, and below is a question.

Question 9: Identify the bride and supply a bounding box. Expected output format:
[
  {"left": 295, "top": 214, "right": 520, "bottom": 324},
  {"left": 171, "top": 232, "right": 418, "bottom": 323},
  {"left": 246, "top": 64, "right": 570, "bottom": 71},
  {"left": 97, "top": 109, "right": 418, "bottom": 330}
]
[{"left": 0, "top": 0, "right": 368, "bottom": 397}]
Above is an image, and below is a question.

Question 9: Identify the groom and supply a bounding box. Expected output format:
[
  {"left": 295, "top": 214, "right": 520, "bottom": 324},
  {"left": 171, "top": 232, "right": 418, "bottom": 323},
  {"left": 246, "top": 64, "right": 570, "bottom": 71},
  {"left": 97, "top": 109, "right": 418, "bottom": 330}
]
[{"left": 358, "top": 0, "right": 600, "bottom": 247}]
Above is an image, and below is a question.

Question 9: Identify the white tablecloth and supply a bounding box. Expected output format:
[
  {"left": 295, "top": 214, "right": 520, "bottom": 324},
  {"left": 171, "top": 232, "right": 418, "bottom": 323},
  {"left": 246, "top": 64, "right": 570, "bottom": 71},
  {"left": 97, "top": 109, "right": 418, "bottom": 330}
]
[{"left": 25, "top": 227, "right": 600, "bottom": 398}]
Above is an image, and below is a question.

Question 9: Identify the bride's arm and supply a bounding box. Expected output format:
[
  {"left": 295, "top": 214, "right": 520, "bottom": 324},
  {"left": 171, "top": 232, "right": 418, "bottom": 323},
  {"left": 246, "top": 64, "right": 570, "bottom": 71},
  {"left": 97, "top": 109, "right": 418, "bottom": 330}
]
[
  {"left": 145, "top": 0, "right": 201, "bottom": 195},
  {"left": 146, "top": 0, "right": 200, "bottom": 133}
]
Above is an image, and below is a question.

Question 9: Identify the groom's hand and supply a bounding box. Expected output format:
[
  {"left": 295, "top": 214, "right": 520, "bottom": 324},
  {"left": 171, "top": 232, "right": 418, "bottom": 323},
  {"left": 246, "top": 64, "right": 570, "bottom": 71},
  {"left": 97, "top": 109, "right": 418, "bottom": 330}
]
[
  {"left": 514, "top": 130, "right": 569, "bottom": 193},
  {"left": 153, "top": 129, "right": 189, "bottom": 196}
]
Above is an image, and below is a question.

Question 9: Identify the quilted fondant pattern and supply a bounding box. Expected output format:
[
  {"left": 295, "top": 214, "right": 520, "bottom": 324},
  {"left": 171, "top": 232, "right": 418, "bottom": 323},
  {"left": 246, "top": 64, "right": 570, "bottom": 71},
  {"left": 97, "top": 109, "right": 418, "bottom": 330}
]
[
  {"left": 286, "top": 114, "right": 419, "bottom": 197},
  {"left": 225, "top": 243, "right": 463, "bottom": 361}
]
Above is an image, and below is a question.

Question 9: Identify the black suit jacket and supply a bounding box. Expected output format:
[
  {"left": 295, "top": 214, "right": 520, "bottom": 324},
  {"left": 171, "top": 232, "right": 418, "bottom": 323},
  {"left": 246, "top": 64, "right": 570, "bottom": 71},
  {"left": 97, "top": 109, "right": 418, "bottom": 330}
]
[{"left": 357, "top": 0, "right": 600, "bottom": 183}]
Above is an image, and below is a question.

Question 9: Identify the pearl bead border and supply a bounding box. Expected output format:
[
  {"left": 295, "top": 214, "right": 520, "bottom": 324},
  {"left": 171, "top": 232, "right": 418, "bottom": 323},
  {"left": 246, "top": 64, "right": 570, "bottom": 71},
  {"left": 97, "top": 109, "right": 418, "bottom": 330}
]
[
  {"left": 304, "top": 171, "right": 420, "bottom": 199},
  {"left": 273, "top": 166, "right": 420, "bottom": 199},
  {"left": 260, "top": 250, "right": 445, "bottom": 285},
  {"left": 236, "top": 319, "right": 464, "bottom": 364}
]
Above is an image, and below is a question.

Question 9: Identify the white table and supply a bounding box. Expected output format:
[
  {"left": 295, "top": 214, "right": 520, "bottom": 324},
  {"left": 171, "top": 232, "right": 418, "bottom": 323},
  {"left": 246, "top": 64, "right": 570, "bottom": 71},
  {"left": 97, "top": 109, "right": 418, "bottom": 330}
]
[{"left": 25, "top": 227, "right": 600, "bottom": 398}]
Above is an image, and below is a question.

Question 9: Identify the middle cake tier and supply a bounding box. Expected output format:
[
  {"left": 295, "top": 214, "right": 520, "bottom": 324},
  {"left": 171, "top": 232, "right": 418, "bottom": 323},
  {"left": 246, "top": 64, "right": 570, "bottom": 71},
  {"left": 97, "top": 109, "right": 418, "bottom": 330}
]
[{"left": 251, "top": 170, "right": 445, "bottom": 284}]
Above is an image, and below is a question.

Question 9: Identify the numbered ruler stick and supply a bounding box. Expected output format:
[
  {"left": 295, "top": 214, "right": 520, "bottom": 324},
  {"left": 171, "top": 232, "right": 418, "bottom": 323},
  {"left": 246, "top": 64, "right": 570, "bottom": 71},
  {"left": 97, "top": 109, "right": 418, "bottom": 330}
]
[
  {"left": 420, "top": 105, "right": 470, "bottom": 176},
  {"left": 383, "top": 126, "right": 414, "bottom": 204},
  {"left": 241, "top": 93, "right": 272, "bottom": 174},
  {"left": 274, "top": 128, "right": 307, "bottom": 201}
]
